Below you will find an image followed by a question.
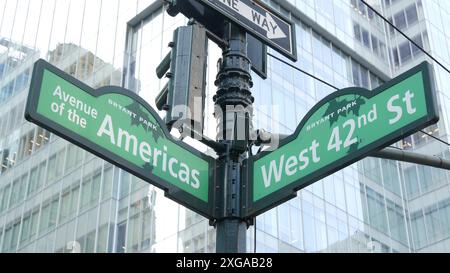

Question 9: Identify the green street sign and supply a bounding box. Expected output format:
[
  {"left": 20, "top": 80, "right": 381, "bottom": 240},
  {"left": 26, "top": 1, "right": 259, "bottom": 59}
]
[
  {"left": 25, "top": 60, "right": 215, "bottom": 219},
  {"left": 245, "top": 62, "right": 439, "bottom": 218}
]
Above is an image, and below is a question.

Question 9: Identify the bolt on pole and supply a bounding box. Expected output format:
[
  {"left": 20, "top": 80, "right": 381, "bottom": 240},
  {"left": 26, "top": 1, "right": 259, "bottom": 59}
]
[{"left": 213, "top": 23, "right": 254, "bottom": 253}]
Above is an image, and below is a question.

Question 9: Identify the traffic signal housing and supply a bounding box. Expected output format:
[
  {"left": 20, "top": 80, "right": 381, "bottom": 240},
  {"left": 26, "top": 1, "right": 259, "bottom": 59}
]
[{"left": 155, "top": 23, "right": 208, "bottom": 136}]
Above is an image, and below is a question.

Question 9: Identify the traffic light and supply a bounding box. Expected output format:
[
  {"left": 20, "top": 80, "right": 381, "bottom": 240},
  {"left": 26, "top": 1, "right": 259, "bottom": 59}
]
[
  {"left": 155, "top": 23, "right": 208, "bottom": 136},
  {"left": 163, "top": 0, "right": 182, "bottom": 17}
]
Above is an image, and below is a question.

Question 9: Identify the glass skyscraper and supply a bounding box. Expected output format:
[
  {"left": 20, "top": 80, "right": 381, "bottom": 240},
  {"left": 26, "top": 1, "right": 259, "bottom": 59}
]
[{"left": 0, "top": 0, "right": 450, "bottom": 253}]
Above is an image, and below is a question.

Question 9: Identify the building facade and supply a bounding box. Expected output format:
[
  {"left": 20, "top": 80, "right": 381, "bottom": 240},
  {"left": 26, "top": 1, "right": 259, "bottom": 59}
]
[{"left": 0, "top": 0, "right": 449, "bottom": 253}]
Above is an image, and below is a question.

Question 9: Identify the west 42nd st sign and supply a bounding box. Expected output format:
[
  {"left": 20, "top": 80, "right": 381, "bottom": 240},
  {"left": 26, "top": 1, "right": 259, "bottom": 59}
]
[
  {"left": 245, "top": 62, "right": 439, "bottom": 217},
  {"left": 25, "top": 60, "right": 215, "bottom": 219}
]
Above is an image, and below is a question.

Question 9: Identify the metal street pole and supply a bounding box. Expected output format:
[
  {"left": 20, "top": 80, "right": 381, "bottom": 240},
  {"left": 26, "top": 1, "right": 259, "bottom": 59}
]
[
  {"left": 372, "top": 147, "right": 450, "bottom": 170},
  {"left": 214, "top": 23, "right": 254, "bottom": 253}
]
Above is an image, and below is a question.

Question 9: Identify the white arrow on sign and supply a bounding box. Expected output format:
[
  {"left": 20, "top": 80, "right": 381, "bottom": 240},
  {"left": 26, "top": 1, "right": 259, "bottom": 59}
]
[{"left": 220, "top": 0, "right": 287, "bottom": 40}]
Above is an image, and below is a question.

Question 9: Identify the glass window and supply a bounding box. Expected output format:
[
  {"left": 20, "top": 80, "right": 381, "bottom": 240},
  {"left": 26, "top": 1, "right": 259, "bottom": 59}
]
[
  {"left": 381, "top": 160, "right": 401, "bottom": 196},
  {"left": 14, "top": 70, "right": 30, "bottom": 93},
  {"left": 322, "top": 40, "right": 332, "bottom": 67},
  {"left": 18, "top": 129, "right": 35, "bottom": 160},
  {"left": 334, "top": 178, "right": 347, "bottom": 211},
  {"left": 2, "top": 227, "right": 12, "bottom": 252},
  {"left": 10, "top": 222, "right": 20, "bottom": 252},
  {"left": 438, "top": 200, "right": 450, "bottom": 237},
  {"left": 264, "top": 209, "right": 278, "bottom": 237},
  {"left": 37, "top": 160, "right": 46, "bottom": 190},
  {"left": 131, "top": 175, "right": 145, "bottom": 193},
  {"left": 28, "top": 166, "right": 39, "bottom": 196},
  {"left": 127, "top": 213, "right": 141, "bottom": 252},
  {"left": 49, "top": 199, "right": 59, "bottom": 229},
  {"left": 102, "top": 166, "right": 113, "bottom": 200},
  {"left": 7, "top": 103, "right": 17, "bottom": 132},
  {"left": 21, "top": 215, "right": 31, "bottom": 244},
  {"left": 352, "top": 62, "right": 361, "bottom": 86},
  {"left": 29, "top": 210, "right": 39, "bottom": 241},
  {"left": 97, "top": 224, "right": 109, "bottom": 253},
  {"left": 405, "top": 166, "right": 419, "bottom": 198},
  {"left": 379, "top": 42, "right": 387, "bottom": 61},
  {"left": 367, "top": 7, "right": 375, "bottom": 20},
  {"left": 15, "top": 101, "right": 25, "bottom": 126},
  {"left": 411, "top": 34, "right": 424, "bottom": 57},
  {"left": 418, "top": 165, "right": 434, "bottom": 193},
  {"left": 141, "top": 209, "right": 153, "bottom": 250},
  {"left": 358, "top": 1, "right": 367, "bottom": 16},
  {"left": 370, "top": 72, "right": 380, "bottom": 89},
  {"left": 55, "top": 149, "right": 65, "bottom": 178},
  {"left": 316, "top": 0, "right": 333, "bottom": 19},
  {"left": 360, "top": 66, "right": 369, "bottom": 89},
  {"left": 0, "top": 188, "right": 3, "bottom": 212},
  {"left": 394, "top": 11, "right": 407, "bottom": 30},
  {"left": 66, "top": 144, "right": 83, "bottom": 171},
  {"left": 119, "top": 171, "right": 130, "bottom": 199},
  {"left": 70, "top": 185, "right": 80, "bottom": 217},
  {"left": 35, "top": 128, "right": 50, "bottom": 150},
  {"left": 353, "top": 23, "right": 361, "bottom": 42},
  {"left": 424, "top": 205, "right": 443, "bottom": 243},
  {"left": 39, "top": 203, "right": 50, "bottom": 234},
  {"left": 303, "top": 213, "right": 316, "bottom": 251},
  {"left": 9, "top": 175, "right": 27, "bottom": 208},
  {"left": 312, "top": 33, "right": 323, "bottom": 62},
  {"left": 85, "top": 231, "right": 96, "bottom": 253},
  {"left": 364, "top": 157, "right": 382, "bottom": 183},
  {"left": 323, "top": 176, "right": 336, "bottom": 205},
  {"left": 278, "top": 204, "right": 290, "bottom": 243},
  {"left": 387, "top": 200, "right": 407, "bottom": 244},
  {"left": 116, "top": 222, "right": 126, "bottom": 253},
  {"left": 0, "top": 113, "right": 7, "bottom": 138},
  {"left": 9, "top": 178, "right": 20, "bottom": 207},
  {"left": 345, "top": 182, "right": 358, "bottom": 218},
  {"left": 91, "top": 172, "right": 101, "bottom": 206},
  {"left": 18, "top": 174, "right": 27, "bottom": 203},
  {"left": 0, "top": 185, "right": 11, "bottom": 211},
  {"left": 290, "top": 207, "right": 303, "bottom": 250},
  {"left": 81, "top": 176, "right": 92, "bottom": 211},
  {"left": 315, "top": 219, "right": 327, "bottom": 250},
  {"left": 361, "top": 29, "right": 370, "bottom": 49},
  {"left": 405, "top": 5, "right": 418, "bottom": 26},
  {"left": 47, "top": 155, "right": 57, "bottom": 183},
  {"left": 366, "top": 187, "right": 388, "bottom": 234},
  {"left": 332, "top": 48, "right": 346, "bottom": 76},
  {"left": 371, "top": 35, "right": 379, "bottom": 56},
  {"left": 399, "top": 42, "right": 412, "bottom": 64},
  {"left": 360, "top": 184, "right": 369, "bottom": 224},
  {"left": 60, "top": 191, "right": 71, "bottom": 222},
  {"left": 391, "top": 48, "right": 400, "bottom": 68},
  {"left": 298, "top": 23, "right": 312, "bottom": 53}
]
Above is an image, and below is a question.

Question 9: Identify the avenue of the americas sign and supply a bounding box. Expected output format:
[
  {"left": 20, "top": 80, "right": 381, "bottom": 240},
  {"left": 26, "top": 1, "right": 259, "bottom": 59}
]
[
  {"left": 25, "top": 60, "right": 215, "bottom": 219},
  {"left": 244, "top": 62, "right": 439, "bottom": 218}
]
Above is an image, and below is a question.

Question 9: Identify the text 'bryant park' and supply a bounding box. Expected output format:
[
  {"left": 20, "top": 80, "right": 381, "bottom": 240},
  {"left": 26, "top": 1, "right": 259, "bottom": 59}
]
[{"left": 1, "top": 0, "right": 450, "bottom": 256}]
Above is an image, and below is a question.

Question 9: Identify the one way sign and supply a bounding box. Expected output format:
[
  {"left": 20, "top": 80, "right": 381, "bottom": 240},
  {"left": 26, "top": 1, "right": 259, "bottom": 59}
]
[{"left": 202, "top": 0, "right": 297, "bottom": 61}]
